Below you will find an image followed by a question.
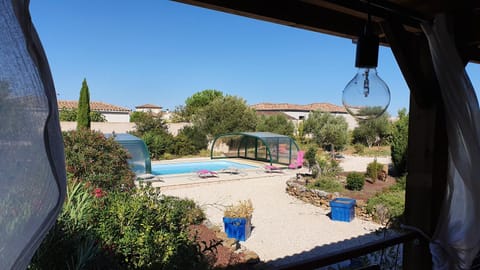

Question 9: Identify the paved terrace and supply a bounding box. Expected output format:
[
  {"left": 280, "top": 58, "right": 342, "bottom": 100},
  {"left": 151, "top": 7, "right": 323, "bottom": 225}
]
[{"left": 148, "top": 156, "right": 392, "bottom": 268}]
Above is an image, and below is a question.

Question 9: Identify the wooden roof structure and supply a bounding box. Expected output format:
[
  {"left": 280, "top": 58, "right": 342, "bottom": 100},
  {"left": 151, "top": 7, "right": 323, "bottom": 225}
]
[
  {"left": 173, "top": 1, "right": 479, "bottom": 269},
  {"left": 174, "top": 0, "right": 480, "bottom": 62}
]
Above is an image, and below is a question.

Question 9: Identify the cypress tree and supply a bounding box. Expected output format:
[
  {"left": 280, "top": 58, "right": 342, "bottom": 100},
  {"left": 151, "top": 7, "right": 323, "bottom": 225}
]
[{"left": 77, "top": 78, "right": 91, "bottom": 129}]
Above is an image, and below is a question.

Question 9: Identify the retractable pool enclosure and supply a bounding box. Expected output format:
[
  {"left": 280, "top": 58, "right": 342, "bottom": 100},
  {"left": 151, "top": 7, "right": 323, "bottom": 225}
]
[
  {"left": 106, "top": 133, "right": 152, "bottom": 175},
  {"left": 211, "top": 132, "right": 300, "bottom": 165}
]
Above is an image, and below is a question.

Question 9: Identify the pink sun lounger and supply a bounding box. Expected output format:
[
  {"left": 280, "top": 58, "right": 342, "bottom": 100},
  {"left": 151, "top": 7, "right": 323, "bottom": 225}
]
[{"left": 264, "top": 165, "right": 284, "bottom": 173}]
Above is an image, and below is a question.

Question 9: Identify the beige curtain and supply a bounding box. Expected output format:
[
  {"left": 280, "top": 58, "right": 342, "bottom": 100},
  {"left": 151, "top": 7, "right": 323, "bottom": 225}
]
[
  {"left": 0, "top": 0, "right": 66, "bottom": 269},
  {"left": 422, "top": 15, "right": 480, "bottom": 269}
]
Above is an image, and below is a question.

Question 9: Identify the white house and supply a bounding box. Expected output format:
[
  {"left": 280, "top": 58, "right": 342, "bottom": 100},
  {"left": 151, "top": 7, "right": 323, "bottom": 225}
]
[
  {"left": 135, "top": 104, "right": 162, "bottom": 114},
  {"left": 251, "top": 102, "right": 358, "bottom": 130},
  {"left": 58, "top": 100, "right": 131, "bottom": 122}
]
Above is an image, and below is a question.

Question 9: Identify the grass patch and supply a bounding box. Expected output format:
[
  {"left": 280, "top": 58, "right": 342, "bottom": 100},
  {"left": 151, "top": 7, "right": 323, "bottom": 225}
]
[
  {"left": 366, "top": 190, "right": 405, "bottom": 224},
  {"left": 345, "top": 145, "right": 391, "bottom": 157},
  {"left": 307, "top": 176, "right": 344, "bottom": 193}
]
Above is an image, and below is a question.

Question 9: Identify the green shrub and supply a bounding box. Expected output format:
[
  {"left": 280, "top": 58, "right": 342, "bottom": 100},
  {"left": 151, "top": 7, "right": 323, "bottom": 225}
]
[
  {"left": 63, "top": 129, "right": 135, "bottom": 191},
  {"left": 353, "top": 143, "right": 365, "bottom": 154},
  {"left": 141, "top": 131, "right": 174, "bottom": 160},
  {"left": 346, "top": 172, "right": 365, "bottom": 191},
  {"left": 307, "top": 176, "right": 343, "bottom": 193},
  {"left": 366, "top": 190, "right": 405, "bottom": 224},
  {"left": 177, "top": 125, "right": 208, "bottom": 153},
  {"left": 389, "top": 174, "right": 407, "bottom": 192},
  {"left": 170, "top": 134, "right": 197, "bottom": 156},
  {"left": 305, "top": 146, "right": 317, "bottom": 168},
  {"left": 59, "top": 108, "right": 106, "bottom": 122},
  {"left": 317, "top": 153, "right": 342, "bottom": 177},
  {"left": 366, "top": 160, "right": 384, "bottom": 182},
  {"left": 94, "top": 184, "right": 207, "bottom": 269},
  {"left": 31, "top": 183, "right": 209, "bottom": 270},
  {"left": 30, "top": 181, "right": 102, "bottom": 270},
  {"left": 390, "top": 109, "right": 408, "bottom": 175}
]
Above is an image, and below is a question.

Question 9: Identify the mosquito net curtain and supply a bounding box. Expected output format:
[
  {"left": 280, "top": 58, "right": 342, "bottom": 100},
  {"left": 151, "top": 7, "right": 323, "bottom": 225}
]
[
  {"left": 422, "top": 15, "right": 480, "bottom": 269},
  {"left": 0, "top": 0, "right": 66, "bottom": 269}
]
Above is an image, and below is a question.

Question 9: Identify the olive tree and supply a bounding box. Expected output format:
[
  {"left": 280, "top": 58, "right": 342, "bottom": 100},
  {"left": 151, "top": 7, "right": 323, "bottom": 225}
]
[
  {"left": 303, "top": 111, "right": 348, "bottom": 153},
  {"left": 256, "top": 114, "right": 295, "bottom": 136},
  {"left": 194, "top": 95, "right": 257, "bottom": 138}
]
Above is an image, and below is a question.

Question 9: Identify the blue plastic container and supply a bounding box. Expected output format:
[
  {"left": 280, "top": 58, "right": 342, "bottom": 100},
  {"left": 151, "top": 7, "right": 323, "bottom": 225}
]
[
  {"left": 329, "top": 198, "right": 356, "bottom": 222},
  {"left": 223, "top": 217, "right": 252, "bottom": 241}
]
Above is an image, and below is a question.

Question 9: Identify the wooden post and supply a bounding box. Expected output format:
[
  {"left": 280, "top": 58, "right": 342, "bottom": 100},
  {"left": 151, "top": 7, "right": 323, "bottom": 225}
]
[{"left": 382, "top": 21, "right": 449, "bottom": 269}]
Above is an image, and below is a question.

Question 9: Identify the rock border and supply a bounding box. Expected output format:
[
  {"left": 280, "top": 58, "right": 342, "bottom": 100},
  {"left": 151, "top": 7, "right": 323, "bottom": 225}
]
[{"left": 286, "top": 178, "right": 374, "bottom": 222}]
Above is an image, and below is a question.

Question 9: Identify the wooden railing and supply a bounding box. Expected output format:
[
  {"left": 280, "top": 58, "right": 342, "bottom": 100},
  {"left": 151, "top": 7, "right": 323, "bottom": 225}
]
[{"left": 278, "top": 231, "right": 420, "bottom": 270}]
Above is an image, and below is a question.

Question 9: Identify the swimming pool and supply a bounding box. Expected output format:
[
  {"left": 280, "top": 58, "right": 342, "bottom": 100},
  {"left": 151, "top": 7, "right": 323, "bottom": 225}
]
[{"left": 151, "top": 160, "right": 257, "bottom": 175}]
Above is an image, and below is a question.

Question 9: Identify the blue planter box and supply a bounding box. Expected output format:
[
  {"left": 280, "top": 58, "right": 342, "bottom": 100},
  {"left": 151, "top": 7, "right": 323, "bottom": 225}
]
[
  {"left": 223, "top": 217, "right": 252, "bottom": 241},
  {"left": 330, "top": 198, "right": 356, "bottom": 222}
]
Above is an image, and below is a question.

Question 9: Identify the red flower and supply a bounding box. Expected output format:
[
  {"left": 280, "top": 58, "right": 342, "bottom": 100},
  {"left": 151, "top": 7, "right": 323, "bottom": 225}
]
[{"left": 93, "top": 188, "right": 104, "bottom": 198}]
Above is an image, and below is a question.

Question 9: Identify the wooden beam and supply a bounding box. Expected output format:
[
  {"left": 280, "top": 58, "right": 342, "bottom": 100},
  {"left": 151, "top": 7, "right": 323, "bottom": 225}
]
[
  {"left": 382, "top": 20, "right": 448, "bottom": 269},
  {"left": 174, "top": 0, "right": 384, "bottom": 42}
]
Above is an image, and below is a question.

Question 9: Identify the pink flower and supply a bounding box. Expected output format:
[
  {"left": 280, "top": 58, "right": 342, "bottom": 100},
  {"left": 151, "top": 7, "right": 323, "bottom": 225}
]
[{"left": 93, "top": 188, "right": 104, "bottom": 198}]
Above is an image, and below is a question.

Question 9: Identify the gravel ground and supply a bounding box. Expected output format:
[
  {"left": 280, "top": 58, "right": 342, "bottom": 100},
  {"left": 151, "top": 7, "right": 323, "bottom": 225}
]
[
  {"left": 339, "top": 155, "right": 391, "bottom": 172},
  {"left": 159, "top": 166, "right": 388, "bottom": 268}
]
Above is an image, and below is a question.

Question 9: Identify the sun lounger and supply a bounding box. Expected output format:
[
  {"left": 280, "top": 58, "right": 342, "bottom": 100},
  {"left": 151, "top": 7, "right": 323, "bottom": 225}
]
[
  {"left": 219, "top": 167, "right": 240, "bottom": 174},
  {"left": 136, "top": 173, "right": 164, "bottom": 182},
  {"left": 264, "top": 165, "right": 284, "bottom": 173},
  {"left": 197, "top": 170, "right": 218, "bottom": 178},
  {"left": 288, "top": 150, "right": 305, "bottom": 169}
]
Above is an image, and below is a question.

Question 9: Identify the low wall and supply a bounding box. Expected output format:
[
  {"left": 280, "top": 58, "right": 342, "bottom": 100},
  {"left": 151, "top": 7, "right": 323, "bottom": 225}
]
[
  {"left": 286, "top": 179, "right": 334, "bottom": 208},
  {"left": 286, "top": 178, "right": 373, "bottom": 221},
  {"left": 60, "top": 121, "right": 191, "bottom": 136},
  {"left": 60, "top": 122, "right": 136, "bottom": 133}
]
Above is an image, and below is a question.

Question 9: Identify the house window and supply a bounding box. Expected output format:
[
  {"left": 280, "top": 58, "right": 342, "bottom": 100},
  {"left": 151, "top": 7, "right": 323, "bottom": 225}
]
[{"left": 299, "top": 115, "right": 305, "bottom": 120}]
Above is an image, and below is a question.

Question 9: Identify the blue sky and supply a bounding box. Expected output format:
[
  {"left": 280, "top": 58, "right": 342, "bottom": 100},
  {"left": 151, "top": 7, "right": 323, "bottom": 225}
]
[{"left": 30, "top": 1, "right": 480, "bottom": 116}]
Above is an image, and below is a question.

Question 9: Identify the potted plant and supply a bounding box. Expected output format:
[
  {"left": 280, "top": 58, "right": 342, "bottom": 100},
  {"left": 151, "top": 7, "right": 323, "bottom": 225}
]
[{"left": 223, "top": 200, "right": 254, "bottom": 241}]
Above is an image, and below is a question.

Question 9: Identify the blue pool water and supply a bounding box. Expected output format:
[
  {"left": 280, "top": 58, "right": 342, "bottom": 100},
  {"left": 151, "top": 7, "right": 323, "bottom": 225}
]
[{"left": 151, "top": 160, "right": 257, "bottom": 175}]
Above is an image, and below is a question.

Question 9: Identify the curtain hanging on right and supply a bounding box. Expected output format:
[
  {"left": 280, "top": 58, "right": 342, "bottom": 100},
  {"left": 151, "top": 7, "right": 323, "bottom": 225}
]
[{"left": 422, "top": 15, "right": 480, "bottom": 269}]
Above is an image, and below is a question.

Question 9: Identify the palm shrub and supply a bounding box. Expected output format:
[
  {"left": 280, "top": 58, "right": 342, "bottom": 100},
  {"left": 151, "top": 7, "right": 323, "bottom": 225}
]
[
  {"left": 366, "top": 160, "right": 384, "bottom": 182},
  {"left": 346, "top": 172, "right": 365, "bottom": 191},
  {"left": 63, "top": 129, "right": 135, "bottom": 191}
]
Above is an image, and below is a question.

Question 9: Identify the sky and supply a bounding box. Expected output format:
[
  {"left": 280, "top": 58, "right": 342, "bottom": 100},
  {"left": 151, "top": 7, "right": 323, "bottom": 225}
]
[{"left": 30, "top": 1, "right": 480, "bottom": 116}]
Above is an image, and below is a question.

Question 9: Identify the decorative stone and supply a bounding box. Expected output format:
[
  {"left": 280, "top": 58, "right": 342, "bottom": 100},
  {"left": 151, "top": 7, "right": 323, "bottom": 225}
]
[
  {"left": 285, "top": 176, "right": 374, "bottom": 223},
  {"left": 243, "top": 250, "right": 260, "bottom": 264},
  {"left": 222, "top": 237, "right": 240, "bottom": 251}
]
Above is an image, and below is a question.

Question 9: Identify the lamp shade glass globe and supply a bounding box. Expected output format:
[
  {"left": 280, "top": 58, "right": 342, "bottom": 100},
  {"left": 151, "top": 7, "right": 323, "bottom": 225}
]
[{"left": 342, "top": 68, "right": 390, "bottom": 120}]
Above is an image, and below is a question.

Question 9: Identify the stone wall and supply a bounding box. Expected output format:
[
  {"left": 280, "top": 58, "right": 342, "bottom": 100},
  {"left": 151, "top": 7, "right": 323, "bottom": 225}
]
[
  {"left": 285, "top": 178, "right": 373, "bottom": 222},
  {"left": 285, "top": 179, "right": 335, "bottom": 208}
]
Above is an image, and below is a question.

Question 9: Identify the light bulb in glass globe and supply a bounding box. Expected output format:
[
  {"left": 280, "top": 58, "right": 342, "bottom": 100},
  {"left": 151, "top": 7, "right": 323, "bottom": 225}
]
[{"left": 342, "top": 67, "right": 390, "bottom": 120}]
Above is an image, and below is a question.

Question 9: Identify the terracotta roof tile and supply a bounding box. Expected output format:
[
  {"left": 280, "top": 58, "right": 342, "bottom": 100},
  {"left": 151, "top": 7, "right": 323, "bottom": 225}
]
[
  {"left": 135, "top": 104, "right": 162, "bottom": 109},
  {"left": 251, "top": 102, "right": 346, "bottom": 113},
  {"left": 58, "top": 100, "right": 131, "bottom": 112}
]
